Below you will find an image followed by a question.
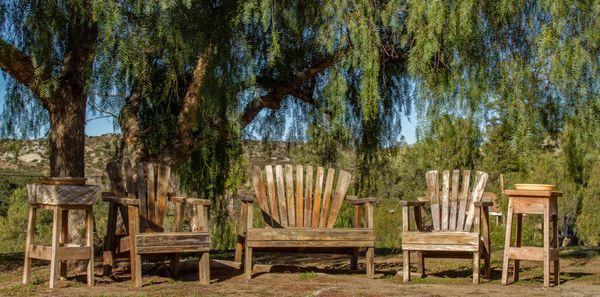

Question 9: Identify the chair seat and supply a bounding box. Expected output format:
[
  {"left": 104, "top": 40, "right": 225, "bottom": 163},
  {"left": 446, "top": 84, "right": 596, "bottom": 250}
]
[
  {"left": 136, "top": 232, "right": 211, "bottom": 254},
  {"left": 402, "top": 231, "right": 480, "bottom": 252},
  {"left": 247, "top": 228, "right": 375, "bottom": 248}
]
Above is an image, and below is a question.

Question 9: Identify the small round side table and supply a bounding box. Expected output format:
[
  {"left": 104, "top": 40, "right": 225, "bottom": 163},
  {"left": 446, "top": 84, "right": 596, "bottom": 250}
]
[
  {"left": 23, "top": 183, "right": 99, "bottom": 289},
  {"left": 502, "top": 189, "right": 562, "bottom": 287}
]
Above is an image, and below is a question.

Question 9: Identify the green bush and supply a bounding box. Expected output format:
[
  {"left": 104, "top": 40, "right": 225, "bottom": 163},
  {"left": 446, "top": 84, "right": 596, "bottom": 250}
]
[{"left": 576, "top": 162, "right": 600, "bottom": 245}]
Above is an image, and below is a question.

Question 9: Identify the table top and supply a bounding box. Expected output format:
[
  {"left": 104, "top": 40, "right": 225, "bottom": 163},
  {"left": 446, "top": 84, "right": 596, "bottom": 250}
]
[
  {"left": 504, "top": 189, "right": 562, "bottom": 198},
  {"left": 27, "top": 184, "right": 100, "bottom": 206}
]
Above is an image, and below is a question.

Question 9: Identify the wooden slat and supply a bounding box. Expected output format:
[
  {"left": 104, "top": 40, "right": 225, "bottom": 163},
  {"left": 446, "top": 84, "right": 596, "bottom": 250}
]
[
  {"left": 506, "top": 247, "right": 559, "bottom": 261},
  {"left": 106, "top": 162, "right": 126, "bottom": 196},
  {"left": 275, "top": 165, "right": 288, "bottom": 226},
  {"left": 251, "top": 166, "right": 271, "bottom": 224},
  {"left": 124, "top": 162, "right": 136, "bottom": 198},
  {"left": 136, "top": 163, "right": 148, "bottom": 221},
  {"left": 426, "top": 171, "right": 440, "bottom": 230},
  {"left": 137, "top": 232, "right": 211, "bottom": 247},
  {"left": 284, "top": 164, "right": 296, "bottom": 227},
  {"left": 403, "top": 243, "right": 479, "bottom": 252},
  {"left": 304, "top": 166, "right": 314, "bottom": 227},
  {"left": 456, "top": 170, "right": 471, "bottom": 231},
  {"left": 463, "top": 171, "right": 488, "bottom": 232},
  {"left": 145, "top": 163, "right": 156, "bottom": 224},
  {"left": 504, "top": 190, "right": 562, "bottom": 197},
  {"left": 318, "top": 168, "right": 336, "bottom": 228},
  {"left": 441, "top": 170, "right": 450, "bottom": 230},
  {"left": 28, "top": 245, "right": 51, "bottom": 260},
  {"left": 264, "top": 165, "right": 280, "bottom": 224},
  {"left": 138, "top": 245, "right": 210, "bottom": 254},
  {"left": 248, "top": 240, "right": 374, "bottom": 248},
  {"left": 295, "top": 165, "right": 304, "bottom": 227},
  {"left": 449, "top": 170, "right": 460, "bottom": 230},
  {"left": 247, "top": 228, "right": 374, "bottom": 241},
  {"left": 402, "top": 232, "right": 479, "bottom": 245},
  {"left": 326, "top": 170, "right": 352, "bottom": 228},
  {"left": 311, "top": 167, "right": 325, "bottom": 228},
  {"left": 155, "top": 165, "right": 170, "bottom": 226}
]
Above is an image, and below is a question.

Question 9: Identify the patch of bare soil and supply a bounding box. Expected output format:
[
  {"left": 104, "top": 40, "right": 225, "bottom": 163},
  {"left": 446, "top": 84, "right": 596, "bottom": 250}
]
[{"left": 0, "top": 248, "right": 599, "bottom": 296}]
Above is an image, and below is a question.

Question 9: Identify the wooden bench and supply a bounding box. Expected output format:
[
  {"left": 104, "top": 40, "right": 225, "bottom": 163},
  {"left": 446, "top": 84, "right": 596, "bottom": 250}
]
[
  {"left": 235, "top": 164, "right": 377, "bottom": 279},
  {"left": 102, "top": 162, "right": 211, "bottom": 288},
  {"left": 401, "top": 170, "right": 492, "bottom": 284}
]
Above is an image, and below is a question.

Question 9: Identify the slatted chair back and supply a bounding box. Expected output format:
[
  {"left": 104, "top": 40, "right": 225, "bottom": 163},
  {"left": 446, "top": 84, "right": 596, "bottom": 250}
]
[
  {"left": 106, "top": 161, "right": 171, "bottom": 231},
  {"left": 426, "top": 170, "right": 489, "bottom": 232},
  {"left": 250, "top": 164, "right": 352, "bottom": 228}
]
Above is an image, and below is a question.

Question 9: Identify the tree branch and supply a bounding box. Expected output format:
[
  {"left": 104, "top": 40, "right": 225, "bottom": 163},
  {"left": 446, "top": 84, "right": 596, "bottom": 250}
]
[
  {"left": 0, "top": 38, "right": 52, "bottom": 105},
  {"left": 241, "top": 52, "right": 343, "bottom": 126}
]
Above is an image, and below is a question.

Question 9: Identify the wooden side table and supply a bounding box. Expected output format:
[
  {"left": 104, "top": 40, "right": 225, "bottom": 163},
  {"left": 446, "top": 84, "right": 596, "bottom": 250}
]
[
  {"left": 23, "top": 184, "right": 99, "bottom": 289},
  {"left": 502, "top": 189, "right": 562, "bottom": 287}
]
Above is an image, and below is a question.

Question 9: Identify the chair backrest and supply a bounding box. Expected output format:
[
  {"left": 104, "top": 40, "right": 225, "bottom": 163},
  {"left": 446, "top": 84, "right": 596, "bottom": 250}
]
[
  {"left": 107, "top": 161, "right": 171, "bottom": 231},
  {"left": 426, "top": 170, "right": 488, "bottom": 232},
  {"left": 250, "top": 164, "right": 352, "bottom": 228}
]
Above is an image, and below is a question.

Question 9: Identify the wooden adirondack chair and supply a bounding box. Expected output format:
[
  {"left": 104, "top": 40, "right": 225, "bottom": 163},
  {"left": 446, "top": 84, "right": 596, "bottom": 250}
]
[
  {"left": 102, "top": 162, "right": 211, "bottom": 287},
  {"left": 401, "top": 170, "right": 492, "bottom": 284},
  {"left": 235, "top": 164, "right": 377, "bottom": 279}
]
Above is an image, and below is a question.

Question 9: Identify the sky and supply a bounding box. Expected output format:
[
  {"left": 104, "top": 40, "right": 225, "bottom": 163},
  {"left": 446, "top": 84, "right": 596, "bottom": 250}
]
[{"left": 0, "top": 76, "right": 418, "bottom": 143}]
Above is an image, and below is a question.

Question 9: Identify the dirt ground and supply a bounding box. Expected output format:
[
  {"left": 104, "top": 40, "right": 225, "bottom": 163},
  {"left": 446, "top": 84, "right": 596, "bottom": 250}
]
[{"left": 0, "top": 248, "right": 599, "bottom": 296}]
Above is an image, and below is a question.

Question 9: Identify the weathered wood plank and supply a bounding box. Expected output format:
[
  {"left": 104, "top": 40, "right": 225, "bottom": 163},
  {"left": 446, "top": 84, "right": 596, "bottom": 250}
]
[
  {"left": 275, "top": 165, "right": 288, "bottom": 226},
  {"left": 248, "top": 240, "right": 374, "bottom": 248},
  {"left": 441, "top": 170, "right": 450, "bottom": 230},
  {"left": 402, "top": 232, "right": 479, "bottom": 245},
  {"left": 326, "top": 170, "right": 352, "bottom": 228},
  {"left": 145, "top": 163, "right": 156, "bottom": 225},
  {"left": 426, "top": 171, "right": 440, "bottom": 230},
  {"left": 402, "top": 243, "right": 479, "bottom": 252},
  {"left": 506, "top": 247, "right": 559, "bottom": 261},
  {"left": 264, "top": 165, "right": 280, "bottom": 224},
  {"left": 463, "top": 171, "right": 488, "bottom": 232},
  {"left": 155, "top": 165, "right": 170, "bottom": 227},
  {"left": 318, "top": 168, "right": 335, "bottom": 228},
  {"left": 295, "top": 165, "right": 304, "bottom": 227},
  {"left": 304, "top": 166, "right": 313, "bottom": 227},
  {"left": 251, "top": 166, "right": 271, "bottom": 225},
  {"left": 456, "top": 170, "right": 471, "bottom": 231},
  {"left": 138, "top": 245, "right": 211, "bottom": 254},
  {"left": 312, "top": 167, "right": 324, "bottom": 227},
  {"left": 247, "top": 228, "right": 375, "bottom": 241},
  {"left": 27, "top": 184, "right": 99, "bottom": 205},
  {"left": 449, "top": 170, "right": 460, "bottom": 230},
  {"left": 284, "top": 164, "right": 296, "bottom": 227},
  {"left": 137, "top": 232, "right": 211, "bottom": 246}
]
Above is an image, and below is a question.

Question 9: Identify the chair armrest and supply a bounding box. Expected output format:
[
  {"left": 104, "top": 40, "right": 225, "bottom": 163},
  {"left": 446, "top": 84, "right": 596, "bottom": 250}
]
[
  {"left": 169, "top": 195, "right": 211, "bottom": 206},
  {"left": 474, "top": 201, "right": 493, "bottom": 207},
  {"left": 399, "top": 200, "right": 426, "bottom": 207},
  {"left": 101, "top": 192, "right": 139, "bottom": 206},
  {"left": 238, "top": 194, "right": 255, "bottom": 203},
  {"left": 347, "top": 196, "right": 379, "bottom": 205}
]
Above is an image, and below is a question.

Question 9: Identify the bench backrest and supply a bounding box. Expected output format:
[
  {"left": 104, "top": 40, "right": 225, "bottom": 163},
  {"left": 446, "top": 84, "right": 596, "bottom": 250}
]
[
  {"left": 250, "top": 165, "right": 352, "bottom": 228},
  {"left": 426, "top": 170, "right": 488, "bottom": 232},
  {"left": 107, "top": 161, "right": 171, "bottom": 231}
]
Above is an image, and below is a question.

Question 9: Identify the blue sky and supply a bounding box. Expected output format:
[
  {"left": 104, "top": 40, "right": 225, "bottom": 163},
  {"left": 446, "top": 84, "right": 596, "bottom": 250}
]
[{"left": 0, "top": 75, "right": 417, "bottom": 143}]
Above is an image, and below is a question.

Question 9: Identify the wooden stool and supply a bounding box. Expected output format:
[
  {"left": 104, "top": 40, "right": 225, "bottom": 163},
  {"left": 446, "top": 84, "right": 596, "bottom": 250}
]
[
  {"left": 23, "top": 184, "right": 98, "bottom": 289},
  {"left": 502, "top": 189, "right": 562, "bottom": 287}
]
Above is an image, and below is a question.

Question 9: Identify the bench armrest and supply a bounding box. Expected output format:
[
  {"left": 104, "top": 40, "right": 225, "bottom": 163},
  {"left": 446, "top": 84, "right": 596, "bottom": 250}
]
[
  {"left": 169, "top": 195, "right": 211, "bottom": 206},
  {"left": 238, "top": 194, "right": 255, "bottom": 203},
  {"left": 399, "top": 200, "right": 426, "bottom": 207},
  {"left": 347, "top": 196, "right": 379, "bottom": 205},
  {"left": 474, "top": 201, "right": 493, "bottom": 207},
  {"left": 101, "top": 192, "right": 139, "bottom": 206}
]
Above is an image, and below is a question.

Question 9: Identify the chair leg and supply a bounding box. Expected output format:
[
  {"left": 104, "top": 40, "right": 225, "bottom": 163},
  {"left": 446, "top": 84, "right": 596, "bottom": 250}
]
[
  {"left": 484, "top": 250, "right": 491, "bottom": 279},
  {"left": 417, "top": 252, "right": 426, "bottom": 278},
  {"left": 403, "top": 250, "right": 410, "bottom": 282},
  {"left": 199, "top": 252, "right": 210, "bottom": 285},
  {"left": 170, "top": 255, "right": 180, "bottom": 277},
  {"left": 130, "top": 252, "right": 142, "bottom": 288},
  {"left": 86, "top": 208, "right": 94, "bottom": 287},
  {"left": 473, "top": 251, "right": 480, "bottom": 284},
  {"left": 350, "top": 248, "right": 359, "bottom": 270},
  {"left": 234, "top": 238, "right": 244, "bottom": 264},
  {"left": 244, "top": 246, "right": 253, "bottom": 279},
  {"left": 60, "top": 209, "right": 68, "bottom": 281},
  {"left": 49, "top": 207, "right": 62, "bottom": 289},
  {"left": 22, "top": 206, "right": 36, "bottom": 285},
  {"left": 103, "top": 202, "right": 117, "bottom": 277},
  {"left": 366, "top": 247, "right": 374, "bottom": 278}
]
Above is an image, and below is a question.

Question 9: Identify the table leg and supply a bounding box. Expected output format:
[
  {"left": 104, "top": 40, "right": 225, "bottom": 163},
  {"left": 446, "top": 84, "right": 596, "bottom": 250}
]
[
  {"left": 513, "top": 213, "right": 522, "bottom": 283},
  {"left": 60, "top": 209, "right": 69, "bottom": 280},
  {"left": 23, "top": 206, "right": 37, "bottom": 284},
  {"left": 502, "top": 199, "right": 514, "bottom": 285},
  {"left": 543, "top": 200, "right": 551, "bottom": 287},
  {"left": 553, "top": 214, "right": 560, "bottom": 286},
  {"left": 86, "top": 208, "right": 94, "bottom": 286},
  {"left": 49, "top": 207, "right": 62, "bottom": 289}
]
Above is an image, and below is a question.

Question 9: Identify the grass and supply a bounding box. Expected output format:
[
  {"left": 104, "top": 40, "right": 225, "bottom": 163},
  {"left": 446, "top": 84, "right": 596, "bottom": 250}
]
[{"left": 299, "top": 271, "right": 317, "bottom": 280}]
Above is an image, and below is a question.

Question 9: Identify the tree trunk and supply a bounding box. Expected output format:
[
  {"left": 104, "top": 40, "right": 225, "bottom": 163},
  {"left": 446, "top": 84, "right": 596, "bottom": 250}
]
[{"left": 48, "top": 93, "right": 86, "bottom": 177}]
